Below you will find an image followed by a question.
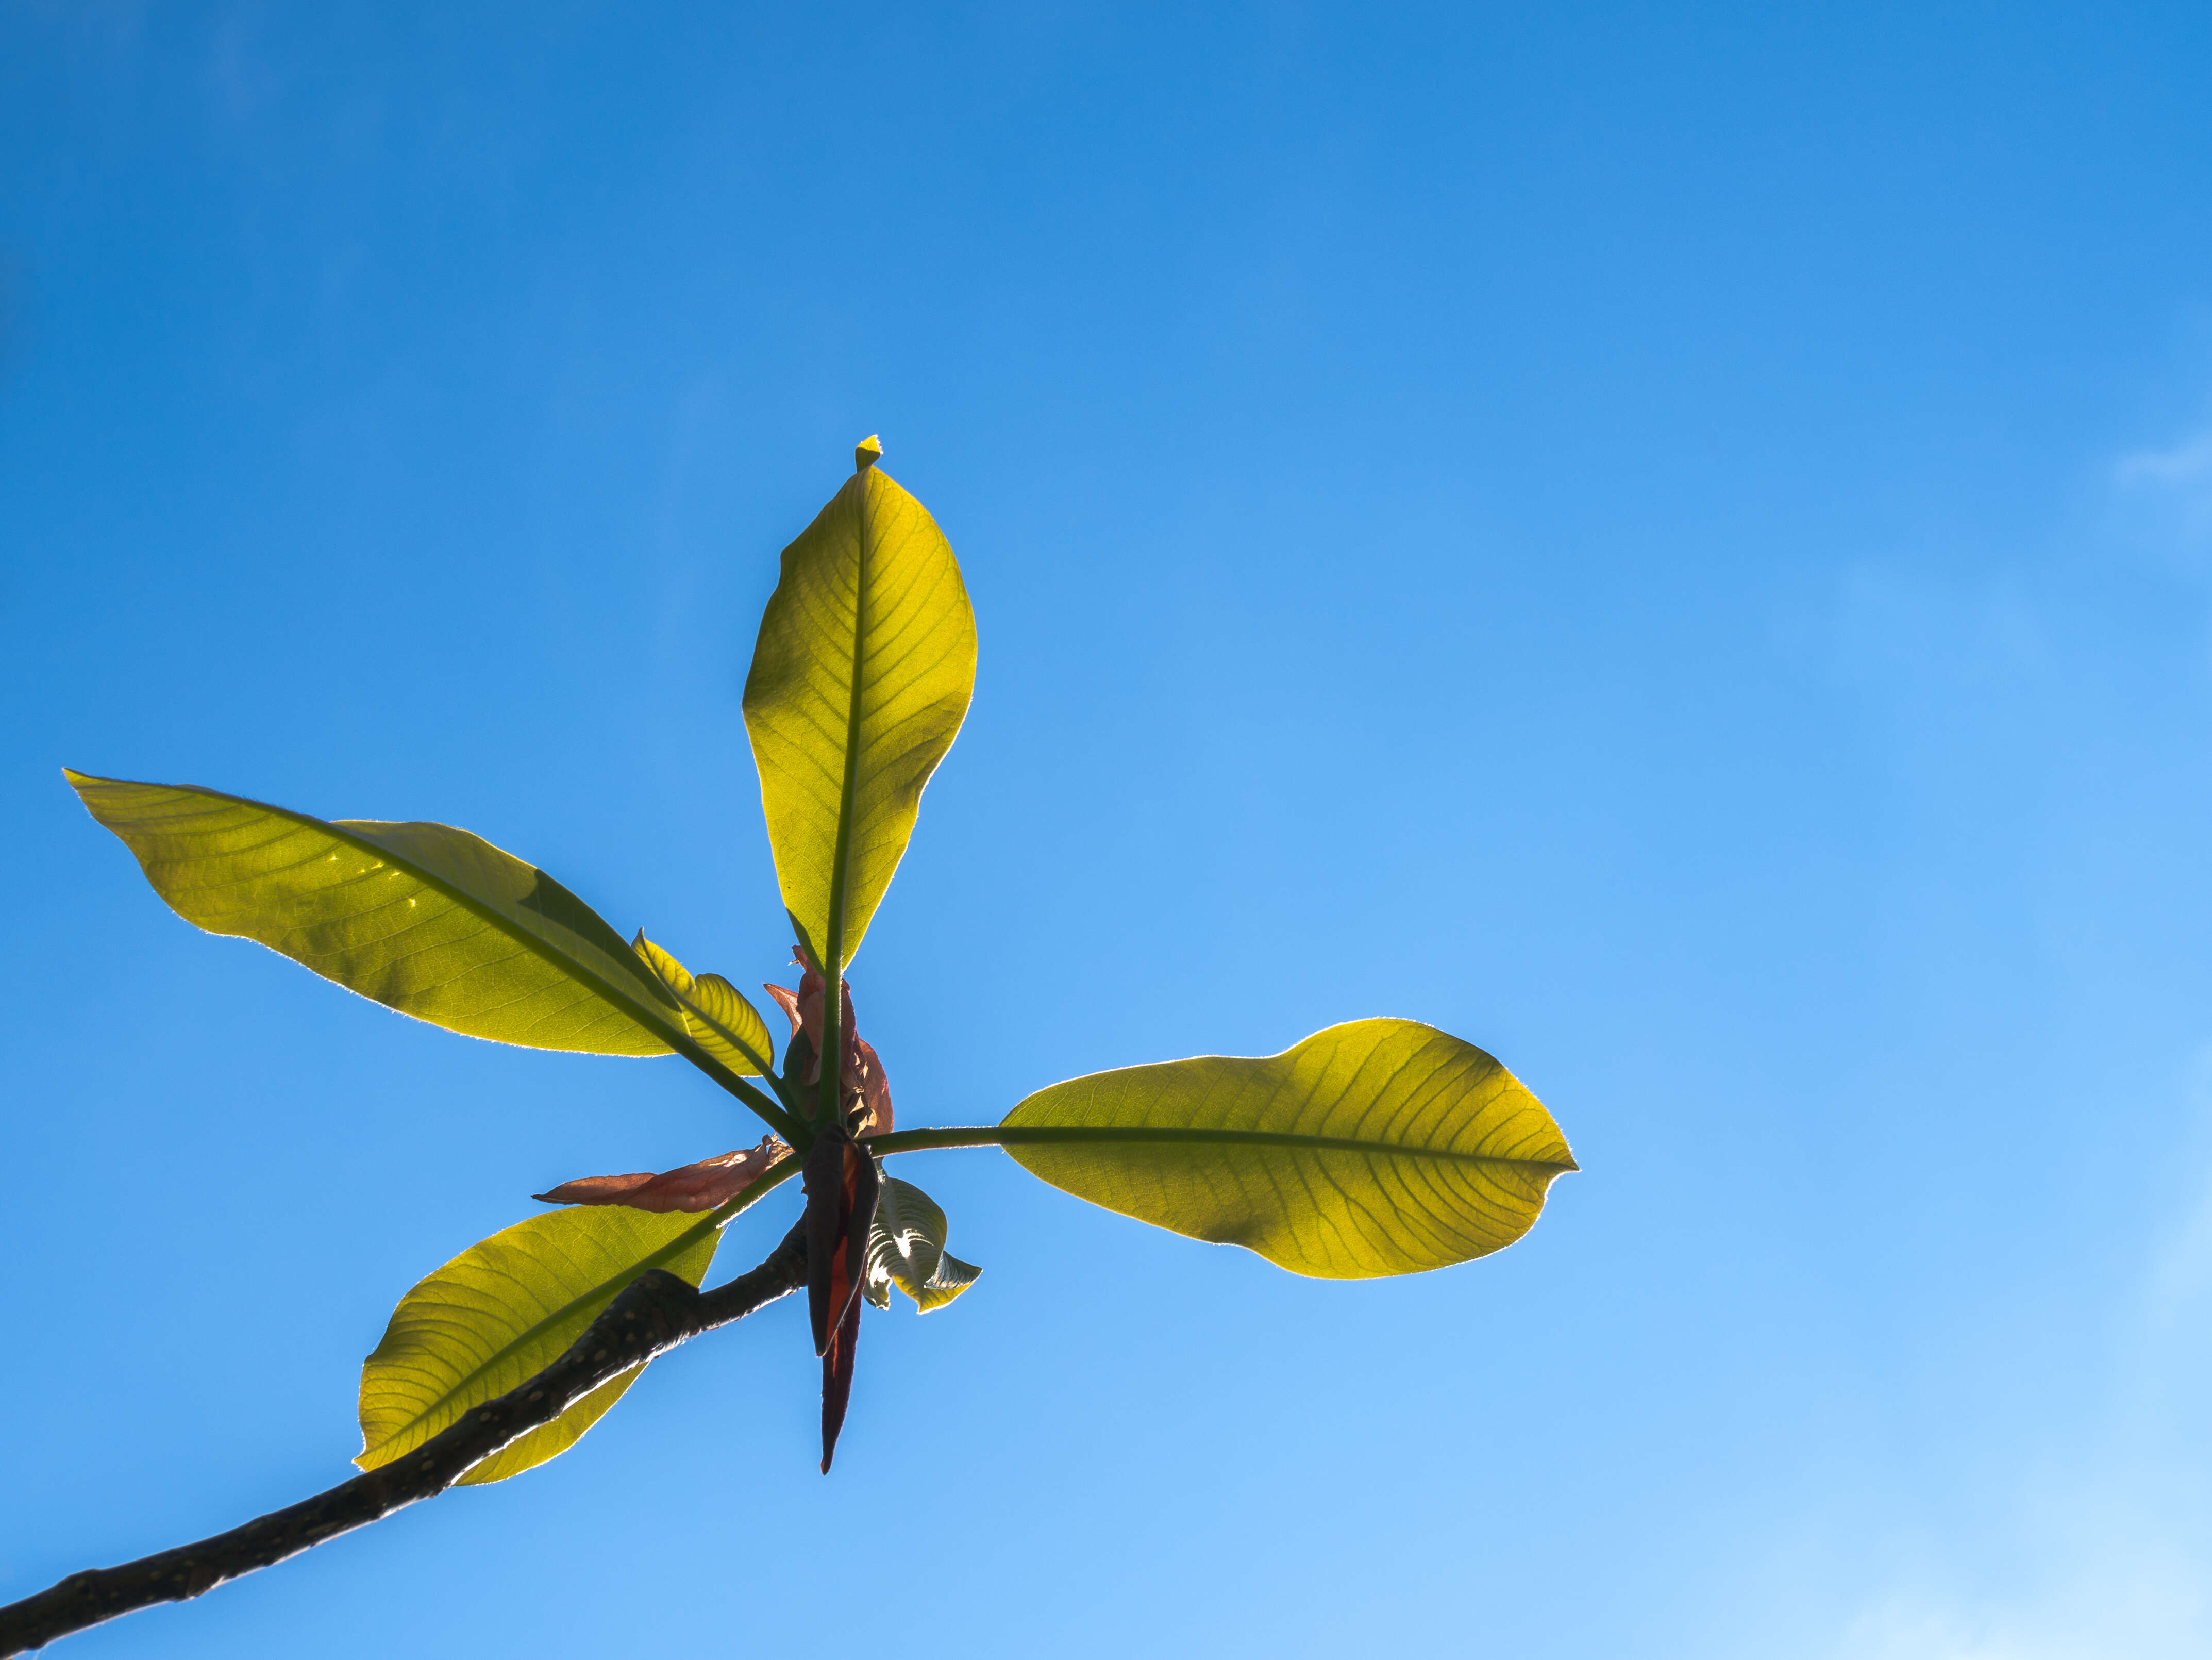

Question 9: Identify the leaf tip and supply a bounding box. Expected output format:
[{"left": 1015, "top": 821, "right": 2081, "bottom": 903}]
[{"left": 854, "top": 434, "right": 882, "bottom": 472}]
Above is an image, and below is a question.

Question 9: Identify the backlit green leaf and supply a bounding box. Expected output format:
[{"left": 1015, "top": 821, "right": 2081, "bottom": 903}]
[
  {"left": 357, "top": 1204, "right": 724, "bottom": 1486},
  {"left": 67, "top": 772, "right": 684, "bottom": 1056},
  {"left": 741, "top": 443, "right": 976, "bottom": 974},
  {"left": 633, "top": 933, "right": 779, "bottom": 1077},
  {"left": 999, "top": 1018, "right": 1576, "bottom": 1279},
  {"left": 863, "top": 1174, "right": 982, "bottom": 1313}
]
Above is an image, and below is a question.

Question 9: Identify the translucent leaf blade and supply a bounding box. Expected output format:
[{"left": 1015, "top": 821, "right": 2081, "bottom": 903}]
[
  {"left": 1000, "top": 1018, "right": 1576, "bottom": 1279},
  {"left": 741, "top": 455, "right": 976, "bottom": 969},
  {"left": 633, "top": 934, "right": 779, "bottom": 1076},
  {"left": 864, "top": 1174, "right": 982, "bottom": 1312},
  {"left": 66, "top": 771, "right": 681, "bottom": 1056},
  {"left": 357, "top": 1205, "right": 723, "bottom": 1485}
]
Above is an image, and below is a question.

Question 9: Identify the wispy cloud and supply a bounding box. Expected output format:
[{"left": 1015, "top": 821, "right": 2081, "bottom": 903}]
[
  {"left": 1829, "top": 1536, "right": 2207, "bottom": 1659},
  {"left": 2114, "top": 428, "right": 2212, "bottom": 552},
  {"left": 1812, "top": 1050, "right": 2212, "bottom": 1660},
  {"left": 2116, "top": 431, "right": 2212, "bottom": 492}
]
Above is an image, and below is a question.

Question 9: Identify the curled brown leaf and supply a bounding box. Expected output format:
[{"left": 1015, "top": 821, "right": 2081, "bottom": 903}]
[
  {"left": 766, "top": 947, "right": 893, "bottom": 1135},
  {"left": 849, "top": 1036, "right": 893, "bottom": 1137}
]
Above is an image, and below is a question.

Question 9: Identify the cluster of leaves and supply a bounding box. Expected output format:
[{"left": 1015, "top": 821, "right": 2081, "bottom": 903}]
[{"left": 68, "top": 437, "right": 1577, "bottom": 1482}]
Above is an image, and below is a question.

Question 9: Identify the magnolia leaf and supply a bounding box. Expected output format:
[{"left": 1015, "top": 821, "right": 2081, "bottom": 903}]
[
  {"left": 741, "top": 442, "right": 977, "bottom": 974},
  {"left": 864, "top": 1175, "right": 981, "bottom": 1312},
  {"left": 633, "top": 933, "right": 779, "bottom": 1077},
  {"left": 358, "top": 1204, "right": 723, "bottom": 1486},
  {"left": 68, "top": 772, "right": 684, "bottom": 1056},
  {"left": 534, "top": 1135, "right": 792, "bottom": 1213},
  {"left": 999, "top": 1018, "right": 1576, "bottom": 1279}
]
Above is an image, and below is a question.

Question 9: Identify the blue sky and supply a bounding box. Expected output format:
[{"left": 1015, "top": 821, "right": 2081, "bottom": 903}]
[{"left": 6, "top": 3, "right": 2212, "bottom": 1655}]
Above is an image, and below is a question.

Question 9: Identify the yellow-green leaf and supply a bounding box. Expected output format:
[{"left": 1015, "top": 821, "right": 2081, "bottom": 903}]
[
  {"left": 999, "top": 1018, "right": 1576, "bottom": 1279},
  {"left": 67, "top": 771, "right": 684, "bottom": 1056},
  {"left": 633, "top": 933, "right": 779, "bottom": 1077},
  {"left": 741, "top": 444, "right": 976, "bottom": 973},
  {"left": 357, "top": 1204, "right": 723, "bottom": 1485}
]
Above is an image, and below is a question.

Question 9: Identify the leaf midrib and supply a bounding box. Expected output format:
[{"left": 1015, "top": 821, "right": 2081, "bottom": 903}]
[
  {"left": 866, "top": 1124, "right": 1578, "bottom": 1173},
  {"left": 816, "top": 473, "right": 873, "bottom": 1120},
  {"left": 78, "top": 773, "right": 795, "bottom": 1134},
  {"left": 80, "top": 774, "right": 686, "bottom": 1047}
]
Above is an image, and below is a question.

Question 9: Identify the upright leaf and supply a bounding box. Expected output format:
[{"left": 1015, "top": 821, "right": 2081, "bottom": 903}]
[
  {"left": 1000, "top": 1019, "right": 1576, "bottom": 1279},
  {"left": 358, "top": 1203, "right": 725, "bottom": 1485},
  {"left": 68, "top": 772, "right": 684, "bottom": 1056},
  {"left": 741, "top": 442, "right": 976, "bottom": 973}
]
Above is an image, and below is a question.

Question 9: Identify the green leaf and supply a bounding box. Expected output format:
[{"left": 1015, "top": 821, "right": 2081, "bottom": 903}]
[
  {"left": 863, "top": 1174, "right": 982, "bottom": 1313},
  {"left": 357, "top": 1205, "right": 724, "bottom": 1486},
  {"left": 632, "top": 933, "right": 779, "bottom": 1077},
  {"left": 997, "top": 1018, "right": 1576, "bottom": 1279},
  {"left": 67, "top": 772, "right": 685, "bottom": 1057},
  {"left": 741, "top": 444, "right": 977, "bottom": 975}
]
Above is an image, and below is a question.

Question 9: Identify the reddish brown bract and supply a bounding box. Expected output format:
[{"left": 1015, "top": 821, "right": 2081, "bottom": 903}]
[
  {"left": 765, "top": 947, "right": 894, "bottom": 1136},
  {"left": 532, "top": 1135, "right": 791, "bottom": 1214},
  {"left": 803, "top": 1126, "right": 879, "bottom": 1472}
]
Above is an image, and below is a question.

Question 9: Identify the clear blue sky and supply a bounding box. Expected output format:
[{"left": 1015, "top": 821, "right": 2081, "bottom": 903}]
[{"left": 6, "top": 4, "right": 2212, "bottom": 1655}]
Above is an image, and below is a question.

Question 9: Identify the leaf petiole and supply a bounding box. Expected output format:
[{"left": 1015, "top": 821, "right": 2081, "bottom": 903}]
[{"left": 670, "top": 1046, "right": 806, "bottom": 1145}]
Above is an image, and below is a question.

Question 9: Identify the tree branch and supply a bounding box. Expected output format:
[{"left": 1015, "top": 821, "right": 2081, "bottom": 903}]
[{"left": 0, "top": 1222, "right": 808, "bottom": 1657}]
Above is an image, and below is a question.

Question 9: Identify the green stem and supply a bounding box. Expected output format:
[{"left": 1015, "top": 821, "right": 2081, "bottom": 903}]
[
  {"left": 668, "top": 1041, "right": 803, "bottom": 1144},
  {"left": 814, "top": 974, "right": 842, "bottom": 1131},
  {"left": 764, "top": 1068, "right": 805, "bottom": 1116},
  {"left": 708, "top": 1150, "right": 802, "bottom": 1221},
  {"left": 864, "top": 1126, "right": 1010, "bottom": 1154}
]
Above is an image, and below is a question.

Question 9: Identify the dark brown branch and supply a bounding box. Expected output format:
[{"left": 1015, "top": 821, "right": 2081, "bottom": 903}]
[{"left": 0, "top": 1223, "right": 808, "bottom": 1657}]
